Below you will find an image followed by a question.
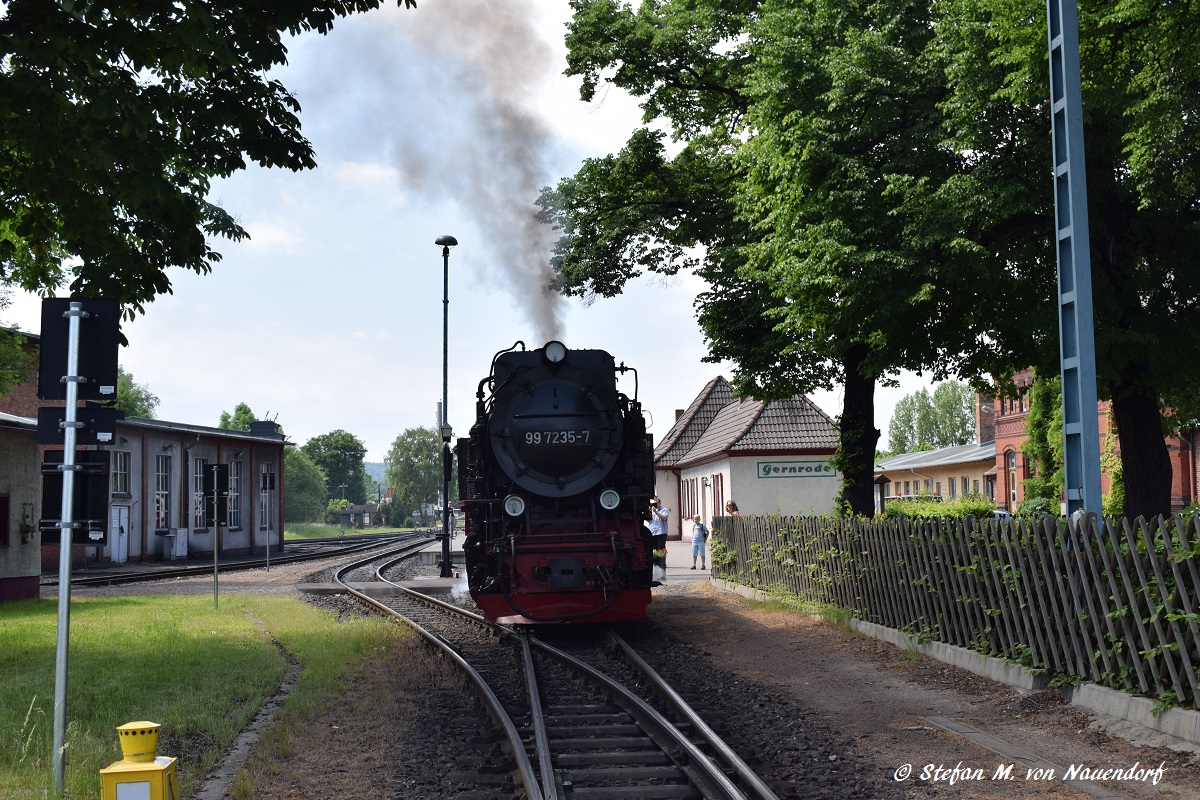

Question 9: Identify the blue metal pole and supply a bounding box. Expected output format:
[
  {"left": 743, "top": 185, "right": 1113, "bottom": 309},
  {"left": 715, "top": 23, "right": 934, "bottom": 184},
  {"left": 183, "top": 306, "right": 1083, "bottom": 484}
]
[{"left": 1047, "top": 0, "right": 1102, "bottom": 515}]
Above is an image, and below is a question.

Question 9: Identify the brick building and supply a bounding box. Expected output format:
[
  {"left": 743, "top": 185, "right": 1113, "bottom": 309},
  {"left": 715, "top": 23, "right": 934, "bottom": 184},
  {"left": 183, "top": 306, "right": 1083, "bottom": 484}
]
[{"left": 988, "top": 370, "right": 1197, "bottom": 514}]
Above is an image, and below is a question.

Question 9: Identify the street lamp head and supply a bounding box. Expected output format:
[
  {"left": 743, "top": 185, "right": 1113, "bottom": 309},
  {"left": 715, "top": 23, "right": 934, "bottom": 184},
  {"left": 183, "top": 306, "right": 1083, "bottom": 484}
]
[{"left": 435, "top": 235, "right": 458, "bottom": 249}]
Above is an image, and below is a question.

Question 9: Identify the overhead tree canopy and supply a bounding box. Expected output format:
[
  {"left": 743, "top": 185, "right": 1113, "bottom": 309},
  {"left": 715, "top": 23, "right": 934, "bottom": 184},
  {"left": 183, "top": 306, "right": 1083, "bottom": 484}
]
[
  {"left": 542, "top": 0, "right": 1018, "bottom": 515},
  {"left": 0, "top": 0, "right": 416, "bottom": 314},
  {"left": 548, "top": 0, "right": 1200, "bottom": 517},
  {"left": 930, "top": 0, "right": 1200, "bottom": 517}
]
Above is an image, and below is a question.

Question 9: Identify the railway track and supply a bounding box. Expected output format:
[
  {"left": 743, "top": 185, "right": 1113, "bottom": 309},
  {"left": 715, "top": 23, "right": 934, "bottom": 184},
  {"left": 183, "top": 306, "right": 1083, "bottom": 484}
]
[
  {"left": 335, "top": 548, "right": 778, "bottom": 800},
  {"left": 44, "top": 532, "right": 429, "bottom": 587}
]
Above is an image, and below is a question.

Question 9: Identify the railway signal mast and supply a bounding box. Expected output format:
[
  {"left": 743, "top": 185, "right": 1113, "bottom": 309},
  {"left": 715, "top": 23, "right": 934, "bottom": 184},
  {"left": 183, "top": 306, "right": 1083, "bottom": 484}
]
[{"left": 1047, "top": 0, "right": 1102, "bottom": 515}]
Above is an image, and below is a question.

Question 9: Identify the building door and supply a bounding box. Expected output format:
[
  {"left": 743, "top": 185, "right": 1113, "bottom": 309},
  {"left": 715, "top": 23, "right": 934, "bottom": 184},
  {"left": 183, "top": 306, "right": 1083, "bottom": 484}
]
[{"left": 110, "top": 506, "right": 130, "bottom": 563}]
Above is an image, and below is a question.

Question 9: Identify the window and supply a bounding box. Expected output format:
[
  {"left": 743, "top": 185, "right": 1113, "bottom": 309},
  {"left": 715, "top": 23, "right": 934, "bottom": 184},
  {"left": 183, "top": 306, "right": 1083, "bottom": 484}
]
[
  {"left": 903, "top": 480, "right": 911, "bottom": 495},
  {"left": 1007, "top": 451, "right": 1018, "bottom": 505},
  {"left": 0, "top": 494, "right": 9, "bottom": 547},
  {"left": 961, "top": 476, "right": 969, "bottom": 496},
  {"left": 155, "top": 455, "right": 171, "bottom": 531},
  {"left": 973, "top": 479, "right": 980, "bottom": 493},
  {"left": 259, "top": 463, "right": 275, "bottom": 527},
  {"left": 948, "top": 478, "right": 957, "bottom": 499},
  {"left": 228, "top": 461, "right": 242, "bottom": 528},
  {"left": 193, "top": 457, "right": 207, "bottom": 528},
  {"left": 935, "top": 482, "right": 942, "bottom": 497},
  {"left": 111, "top": 451, "right": 131, "bottom": 495}
]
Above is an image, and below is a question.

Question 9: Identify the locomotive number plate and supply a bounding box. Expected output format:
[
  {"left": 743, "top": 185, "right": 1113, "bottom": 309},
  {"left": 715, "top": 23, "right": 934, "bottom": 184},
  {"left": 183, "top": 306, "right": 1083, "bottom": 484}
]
[{"left": 524, "top": 430, "right": 592, "bottom": 445}]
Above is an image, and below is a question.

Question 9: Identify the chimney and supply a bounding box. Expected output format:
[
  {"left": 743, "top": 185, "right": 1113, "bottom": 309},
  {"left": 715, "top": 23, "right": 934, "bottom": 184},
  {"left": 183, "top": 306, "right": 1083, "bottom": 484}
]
[{"left": 675, "top": 409, "right": 684, "bottom": 421}]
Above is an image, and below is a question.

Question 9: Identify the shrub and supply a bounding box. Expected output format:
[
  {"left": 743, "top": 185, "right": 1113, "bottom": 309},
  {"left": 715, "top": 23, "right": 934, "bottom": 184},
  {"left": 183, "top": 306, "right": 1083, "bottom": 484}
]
[
  {"left": 1016, "top": 496, "right": 1059, "bottom": 517},
  {"left": 881, "top": 491, "right": 995, "bottom": 519}
]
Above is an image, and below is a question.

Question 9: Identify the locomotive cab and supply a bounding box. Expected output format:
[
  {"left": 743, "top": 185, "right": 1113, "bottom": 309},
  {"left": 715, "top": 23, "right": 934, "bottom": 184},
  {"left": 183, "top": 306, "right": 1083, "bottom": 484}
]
[{"left": 458, "top": 341, "right": 656, "bottom": 624}]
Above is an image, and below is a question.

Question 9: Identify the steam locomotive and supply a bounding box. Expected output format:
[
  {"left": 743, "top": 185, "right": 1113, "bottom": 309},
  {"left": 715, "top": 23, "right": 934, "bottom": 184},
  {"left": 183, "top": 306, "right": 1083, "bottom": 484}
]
[{"left": 456, "top": 341, "right": 656, "bottom": 624}]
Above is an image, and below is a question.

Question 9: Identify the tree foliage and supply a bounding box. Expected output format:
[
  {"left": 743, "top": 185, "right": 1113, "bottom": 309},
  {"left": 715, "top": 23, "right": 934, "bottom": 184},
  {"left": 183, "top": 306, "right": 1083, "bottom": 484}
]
[
  {"left": 550, "top": 0, "right": 1200, "bottom": 518},
  {"left": 887, "top": 382, "right": 976, "bottom": 455},
  {"left": 1021, "top": 372, "right": 1063, "bottom": 504},
  {"left": 0, "top": 0, "right": 415, "bottom": 314},
  {"left": 931, "top": 0, "right": 1200, "bottom": 517},
  {"left": 301, "top": 429, "right": 367, "bottom": 505},
  {"left": 0, "top": 291, "right": 34, "bottom": 396},
  {"left": 218, "top": 401, "right": 257, "bottom": 431},
  {"left": 385, "top": 427, "right": 444, "bottom": 523},
  {"left": 543, "top": 0, "right": 1002, "bottom": 515},
  {"left": 113, "top": 365, "right": 158, "bottom": 417},
  {"left": 283, "top": 446, "right": 326, "bottom": 523}
]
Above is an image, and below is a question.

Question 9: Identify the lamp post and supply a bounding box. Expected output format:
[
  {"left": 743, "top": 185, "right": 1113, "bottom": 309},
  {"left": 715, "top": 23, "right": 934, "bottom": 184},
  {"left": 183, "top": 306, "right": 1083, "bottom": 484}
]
[{"left": 435, "top": 234, "right": 457, "bottom": 578}]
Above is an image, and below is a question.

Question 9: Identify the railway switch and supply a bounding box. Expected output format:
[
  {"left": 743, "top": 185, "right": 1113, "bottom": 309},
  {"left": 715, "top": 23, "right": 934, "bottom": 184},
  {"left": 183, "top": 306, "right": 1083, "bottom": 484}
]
[{"left": 100, "top": 721, "right": 179, "bottom": 800}]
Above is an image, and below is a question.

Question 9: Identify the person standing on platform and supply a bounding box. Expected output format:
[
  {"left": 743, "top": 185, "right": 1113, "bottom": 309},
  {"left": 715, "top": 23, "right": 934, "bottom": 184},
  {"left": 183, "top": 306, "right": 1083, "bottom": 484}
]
[
  {"left": 649, "top": 497, "right": 669, "bottom": 553},
  {"left": 690, "top": 514, "right": 709, "bottom": 570}
]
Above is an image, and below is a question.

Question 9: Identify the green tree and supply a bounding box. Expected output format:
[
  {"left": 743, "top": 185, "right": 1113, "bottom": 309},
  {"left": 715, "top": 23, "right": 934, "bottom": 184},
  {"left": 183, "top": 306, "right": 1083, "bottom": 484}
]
[
  {"left": 930, "top": 0, "right": 1200, "bottom": 517},
  {"left": 326, "top": 497, "right": 350, "bottom": 526},
  {"left": 113, "top": 365, "right": 158, "bottom": 417},
  {"left": 301, "top": 429, "right": 367, "bottom": 505},
  {"left": 0, "top": 1, "right": 415, "bottom": 315},
  {"left": 0, "top": 290, "right": 34, "bottom": 395},
  {"left": 385, "top": 427, "right": 444, "bottom": 524},
  {"left": 218, "top": 402, "right": 257, "bottom": 431},
  {"left": 544, "top": 0, "right": 997, "bottom": 515},
  {"left": 284, "top": 446, "right": 327, "bottom": 524},
  {"left": 887, "top": 382, "right": 974, "bottom": 454}
]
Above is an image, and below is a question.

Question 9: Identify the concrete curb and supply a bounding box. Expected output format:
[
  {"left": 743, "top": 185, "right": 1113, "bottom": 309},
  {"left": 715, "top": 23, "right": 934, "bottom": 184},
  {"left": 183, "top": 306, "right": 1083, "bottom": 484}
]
[{"left": 710, "top": 578, "right": 1200, "bottom": 747}]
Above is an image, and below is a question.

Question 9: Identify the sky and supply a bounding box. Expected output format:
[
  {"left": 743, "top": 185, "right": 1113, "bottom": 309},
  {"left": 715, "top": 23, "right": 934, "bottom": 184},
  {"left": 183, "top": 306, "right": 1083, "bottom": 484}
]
[{"left": 4, "top": 0, "right": 932, "bottom": 462}]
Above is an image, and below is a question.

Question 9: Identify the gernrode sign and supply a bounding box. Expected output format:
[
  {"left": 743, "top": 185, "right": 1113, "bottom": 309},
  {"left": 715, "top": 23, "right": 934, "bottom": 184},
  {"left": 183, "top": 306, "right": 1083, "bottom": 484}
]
[{"left": 756, "top": 460, "right": 839, "bottom": 479}]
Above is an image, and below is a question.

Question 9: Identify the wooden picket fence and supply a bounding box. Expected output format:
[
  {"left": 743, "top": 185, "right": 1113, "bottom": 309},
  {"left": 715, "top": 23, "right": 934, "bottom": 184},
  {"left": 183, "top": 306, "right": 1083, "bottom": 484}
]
[{"left": 710, "top": 513, "right": 1200, "bottom": 711}]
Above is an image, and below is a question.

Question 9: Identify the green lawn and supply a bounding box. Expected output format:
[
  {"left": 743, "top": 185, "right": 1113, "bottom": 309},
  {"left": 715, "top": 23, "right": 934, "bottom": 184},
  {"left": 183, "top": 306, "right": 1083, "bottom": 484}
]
[
  {"left": 0, "top": 594, "right": 408, "bottom": 799},
  {"left": 282, "top": 523, "right": 425, "bottom": 541}
]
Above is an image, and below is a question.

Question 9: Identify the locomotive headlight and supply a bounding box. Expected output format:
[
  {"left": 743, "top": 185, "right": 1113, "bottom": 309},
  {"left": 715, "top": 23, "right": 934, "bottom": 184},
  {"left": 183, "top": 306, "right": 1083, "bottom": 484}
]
[
  {"left": 503, "top": 494, "right": 526, "bottom": 517},
  {"left": 543, "top": 340, "right": 567, "bottom": 364},
  {"left": 599, "top": 489, "right": 621, "bottom": 510}
]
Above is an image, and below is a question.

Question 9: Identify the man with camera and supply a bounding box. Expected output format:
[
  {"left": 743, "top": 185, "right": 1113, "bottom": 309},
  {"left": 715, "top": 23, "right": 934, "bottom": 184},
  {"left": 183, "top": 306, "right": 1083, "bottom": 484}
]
[{"left": 648, "top": 497, "right": 669, "bottom": 555}]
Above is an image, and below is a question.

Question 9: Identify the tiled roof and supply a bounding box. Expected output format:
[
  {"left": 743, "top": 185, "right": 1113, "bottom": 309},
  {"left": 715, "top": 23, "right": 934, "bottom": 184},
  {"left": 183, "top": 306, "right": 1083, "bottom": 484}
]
[
  {"left": 654, "top": 376, "right": 733, "bottom": 466},
  {"left": 657, "top": 382, "right": 839, "bottom": 470},
  {"left": 875, "top": 440, "right": 996, "bottom": 472}
]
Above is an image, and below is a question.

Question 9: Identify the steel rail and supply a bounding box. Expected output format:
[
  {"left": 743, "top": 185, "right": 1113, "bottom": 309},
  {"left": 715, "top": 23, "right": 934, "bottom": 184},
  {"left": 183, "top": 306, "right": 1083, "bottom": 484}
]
[
  {"left": 609, "top": 631, "right": 779, "bottom": 800},
  {"left": 335, "top": 549, "right": 544, "bottom": 800},
  {"left": 44, "top": 533, "right": 421, "bottom": 587},
  {"left": 527, "top": 635, "right": 750, "bottom": 800}
]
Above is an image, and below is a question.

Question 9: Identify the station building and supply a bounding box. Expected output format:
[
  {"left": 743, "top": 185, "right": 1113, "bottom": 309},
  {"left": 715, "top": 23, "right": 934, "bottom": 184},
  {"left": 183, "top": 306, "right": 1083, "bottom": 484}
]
[
  {"left": 0, "top": 330, "right": 287, "bottom": 601},
  {"left": 653, "top": 377, "right": 840, "bottom": 539}
]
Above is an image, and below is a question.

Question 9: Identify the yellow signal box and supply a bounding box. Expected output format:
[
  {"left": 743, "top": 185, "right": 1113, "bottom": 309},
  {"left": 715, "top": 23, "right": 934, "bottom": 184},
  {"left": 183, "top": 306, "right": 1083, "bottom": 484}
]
[{"left": 100, "top": 721, "right": 179, "bottom": 800}]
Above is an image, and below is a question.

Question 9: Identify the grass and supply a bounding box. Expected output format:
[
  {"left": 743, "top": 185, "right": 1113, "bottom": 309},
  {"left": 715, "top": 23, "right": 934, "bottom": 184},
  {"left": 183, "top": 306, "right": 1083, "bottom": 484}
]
[
  {"left": 282, "top": 523, "right": 424, "bottom": 541},
  {"left": 0, "top": 594, "right": 409, "bottom": 799}
]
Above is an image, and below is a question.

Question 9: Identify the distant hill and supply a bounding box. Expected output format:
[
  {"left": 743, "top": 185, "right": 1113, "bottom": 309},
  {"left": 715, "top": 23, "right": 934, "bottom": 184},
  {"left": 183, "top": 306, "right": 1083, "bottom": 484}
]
[{"left": 364, "top": 461, "right": 387, "bottom": 485}]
